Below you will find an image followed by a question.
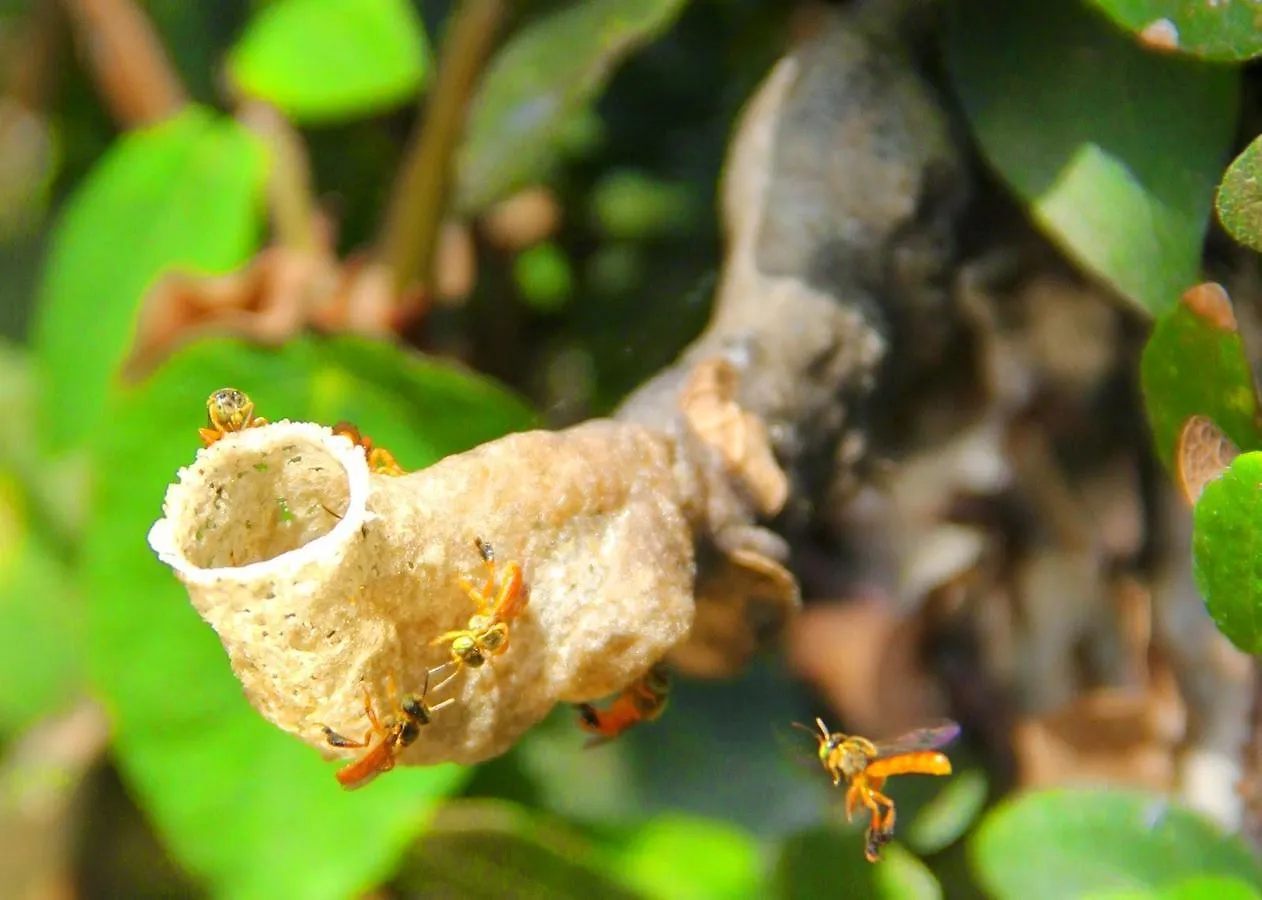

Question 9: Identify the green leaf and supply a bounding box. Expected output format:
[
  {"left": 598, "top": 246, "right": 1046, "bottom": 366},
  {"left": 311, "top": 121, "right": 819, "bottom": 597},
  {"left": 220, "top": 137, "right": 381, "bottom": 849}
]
[
  {"left": 970, "top": 788, "right": 1262, "bottom": 900},
  {"left": 514, "top": 242, "right": 574, "bottom": 313},
  {"left": 0, "top": 474, "right": 83, "bottom": 734},
  {"left": 1218, "top": 136, "right": 1262, "bottom": 253},
  {"left": 1087, "top": 1, "right": 1262, "bottom": 62},
  {"left": 613, "top": 814, "right": 764, "bottom": 900},
  {"left": 946, "top": 0, "right": 1238, "bottom": 316},
  {"left": 31, "top": 106, "right": 267, "bottom": 454},
  {"left": 455, "top": 0, "right": 689, "bottom": 215},
  {"left": 590, "top": 170, "right": 700, "bottom": 241},
  {"left": 1140, "top": 284, "right": 1262, "bottom": 469},
  {"left": 904, "top": 767, "right": 988, "bottom": 856},
  {"left": 1193, "top": 451, "right": 1262, "bottom": 654},
  {"left": 1162, "top": 876, "right": 1262, "bottom": 900},
  {"left": 86, "top": 335, "right": 535, "bottom": 900},
  {"left": 774, "top": 826, "right": 942, "bottom": 900},
  {"left": 226, "top": 0, "right": 430, "bottom": 123},
  {"left": 399, "top": 799, "right": 643, "bottom": 899}
]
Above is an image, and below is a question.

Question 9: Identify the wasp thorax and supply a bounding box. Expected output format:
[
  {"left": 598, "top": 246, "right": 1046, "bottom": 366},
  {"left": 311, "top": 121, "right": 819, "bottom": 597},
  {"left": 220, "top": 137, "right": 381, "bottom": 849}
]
[
  {"left": 453, "top": 635, "right": 487, "bottom": 667},
  {"left": 481, "top": 627, "right": 507, "bottom": 653}
]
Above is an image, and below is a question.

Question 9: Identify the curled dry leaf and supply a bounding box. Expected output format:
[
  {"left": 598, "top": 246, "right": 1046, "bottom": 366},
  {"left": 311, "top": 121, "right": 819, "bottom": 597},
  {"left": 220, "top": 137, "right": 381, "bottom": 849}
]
[
  {"left": 125, "top": 244, "right": 426, "bottom": 380},
  {"left": 679, "top": 357, "right": 789, "bottom": 517},
  {"left": 1175, "top": 415, "right": 1240, "bottom": 507},
  {"left": 1182, "top": 281, "right": 1238, "bottom": 332}
]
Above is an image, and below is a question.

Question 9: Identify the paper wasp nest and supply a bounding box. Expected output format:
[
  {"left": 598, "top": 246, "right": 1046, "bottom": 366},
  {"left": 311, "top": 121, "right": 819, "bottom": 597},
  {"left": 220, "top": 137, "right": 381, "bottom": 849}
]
[{"left": 147, "top": 419, "right": 696, "bottom": 766}]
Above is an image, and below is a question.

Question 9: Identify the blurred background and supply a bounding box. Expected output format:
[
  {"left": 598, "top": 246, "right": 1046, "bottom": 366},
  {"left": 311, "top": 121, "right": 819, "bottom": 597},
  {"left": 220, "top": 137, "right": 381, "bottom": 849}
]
[{"left": 5, "top": 0, "right": 1262, "bottom": 897}]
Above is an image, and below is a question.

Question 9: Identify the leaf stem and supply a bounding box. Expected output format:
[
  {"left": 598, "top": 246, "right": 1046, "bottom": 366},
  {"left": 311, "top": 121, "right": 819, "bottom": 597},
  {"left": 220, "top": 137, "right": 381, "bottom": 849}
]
[
  {"left": 236, "top": 101, "right": 318, "bottom": 253},
  {"left": 376, "top": 0, "right": 509, "bottom": 298},
  {"left": 60, "top": 0, "right": 187, "bottom": 127}
]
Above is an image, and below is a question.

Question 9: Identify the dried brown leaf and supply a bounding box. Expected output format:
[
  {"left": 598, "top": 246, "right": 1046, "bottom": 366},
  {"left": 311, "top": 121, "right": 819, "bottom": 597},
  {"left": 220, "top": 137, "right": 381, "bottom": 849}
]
[{"left": 1175, "top": 415, "right": 1240, "bottom": 507}]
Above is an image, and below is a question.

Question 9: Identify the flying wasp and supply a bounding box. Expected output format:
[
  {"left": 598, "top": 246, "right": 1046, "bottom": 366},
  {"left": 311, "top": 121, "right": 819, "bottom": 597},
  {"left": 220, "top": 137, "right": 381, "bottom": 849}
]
[
  {"left": 200, "top": 388, "right": 267, "bottom": 446},
  {"left": 576, "top": 662, "right": 671, "bottom": 747},
  {"left": 320, "top": 667, "right": 454, "bottom": 790},
  {"left": 794, "top": 717, "right": 960, "bottom": 862}
]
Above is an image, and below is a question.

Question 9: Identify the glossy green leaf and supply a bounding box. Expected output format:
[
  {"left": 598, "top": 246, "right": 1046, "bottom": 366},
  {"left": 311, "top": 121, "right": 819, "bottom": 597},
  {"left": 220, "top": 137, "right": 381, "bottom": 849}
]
[
  {"left": 1087, "top": 1, "right": 1262, "bottom": 62},
  {"left": 971, "top": 788, "right": 1262, "bottom": 900},
  {"left": 227, "top": 0, "right": 429, "bottom": 123},
  {"left": 1218, "top": 136, "right": 1262, "bottom": 253},
  {"left": 32, "top": 106, "right": 267, "bottom": 453},
  {"left": 86, "top": 335, "right": 535, "bottom": 900},
  {"left": 774, "top": 826, "right": 941, "bottom": 900},
  {"left": 946, "top": 0, "right": 1238, "bottom": 316},
  {"left": 613, "top": 814, "right": 764, "bottom": 900},
  {"left": 456, "top": 0, "right": 689, "bottom": 215},
  {"left": 1193, "top": 451, "right": 1262, "bottom": 654},
  {"left": 399, "top": 799, "right": 643, "bottom": 899},
  {"left": 1140, "top": 285, "right": 1262, "bottom": 468}
]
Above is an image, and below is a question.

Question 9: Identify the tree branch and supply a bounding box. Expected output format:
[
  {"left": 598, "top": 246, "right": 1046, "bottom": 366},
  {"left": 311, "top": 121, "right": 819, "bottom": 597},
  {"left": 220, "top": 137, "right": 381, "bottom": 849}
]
[{"left": 375, "top": 0, "right": 508, "bottom": 298}]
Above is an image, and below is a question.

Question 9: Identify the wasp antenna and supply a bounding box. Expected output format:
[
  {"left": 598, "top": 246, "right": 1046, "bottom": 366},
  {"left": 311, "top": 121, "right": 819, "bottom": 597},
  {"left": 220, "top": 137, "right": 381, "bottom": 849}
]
[
  {"left": 814, "top": 717, "right": 831, "bottom": 739},
  {"left": 790, "top": 720, "right": 825, "bottom": 746}
]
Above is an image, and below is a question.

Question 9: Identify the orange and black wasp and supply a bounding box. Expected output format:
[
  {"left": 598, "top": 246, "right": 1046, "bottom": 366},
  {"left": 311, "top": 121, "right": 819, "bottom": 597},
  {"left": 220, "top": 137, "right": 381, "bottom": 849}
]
[
  {"left": 576, "top": 662, "right": 671, "bottom": 747},
  {"left": 331, "top": 421, "right": 406, "bottom": 476},
  {"left": 319, "top": 667, "right": 453, "bottom": 790},
  {"left": 795, "top": 717, "right": 960, "bottom": 862}
]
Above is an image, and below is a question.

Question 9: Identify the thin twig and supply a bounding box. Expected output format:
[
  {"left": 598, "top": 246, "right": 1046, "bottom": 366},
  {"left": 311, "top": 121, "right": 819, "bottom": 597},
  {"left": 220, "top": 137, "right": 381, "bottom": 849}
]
[
  {"left": 1239, "top": 660, "right": 1262, "bottom": 852},
  {"left": 60, "top": 0, "right": 187, "bottom": 127},
  {"left": 236, "top": 101, "right": 319, "bottom": 253},
  {"left": 375, "top": 0, "right": 508, "bottom": 297}
]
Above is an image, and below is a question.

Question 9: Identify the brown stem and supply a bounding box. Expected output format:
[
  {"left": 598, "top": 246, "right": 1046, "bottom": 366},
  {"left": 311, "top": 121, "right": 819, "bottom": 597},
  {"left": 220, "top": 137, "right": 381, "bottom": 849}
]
[
  {"left": 1240, "top": 660, "right": 1262, "bottom": 852},
  {"left": 7, "top": 0, "right": 63, "bottom": 113},
  {"left": 60, "top": 0, "right": 187, "bottom": 127},
  {"left": 236, "top": 101, "right": 318, "bottom": 252},
  {"left": 375, "top": 0, "right": 508, "bottom": 298}
]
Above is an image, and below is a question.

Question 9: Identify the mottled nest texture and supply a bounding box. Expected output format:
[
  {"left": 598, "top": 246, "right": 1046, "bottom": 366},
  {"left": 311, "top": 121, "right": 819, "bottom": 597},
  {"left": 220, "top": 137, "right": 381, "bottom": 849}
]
[{"left": 148, "top": 420, "right": 698, "bottom": 766}]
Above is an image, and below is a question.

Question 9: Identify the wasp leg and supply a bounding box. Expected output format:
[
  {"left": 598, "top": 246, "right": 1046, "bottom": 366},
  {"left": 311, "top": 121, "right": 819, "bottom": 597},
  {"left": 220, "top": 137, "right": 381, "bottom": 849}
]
[
  {"left": 844, "top": 781, "right": 865, "bottom": 822},
  {"left": 428, "top": 653, "right": 467, "bottom": 692},
  {"left": 868, "top": 784, "right": 896, "bottom": 834},
  {"left": 457, "top": 575, "right": 495, "bottom": 618}
]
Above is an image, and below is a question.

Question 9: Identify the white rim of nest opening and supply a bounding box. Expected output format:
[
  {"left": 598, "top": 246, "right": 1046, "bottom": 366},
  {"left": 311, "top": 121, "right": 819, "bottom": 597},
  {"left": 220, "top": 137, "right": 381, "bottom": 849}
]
[{"left": 146, "top": 420, "right": 373, "bottom": 585}]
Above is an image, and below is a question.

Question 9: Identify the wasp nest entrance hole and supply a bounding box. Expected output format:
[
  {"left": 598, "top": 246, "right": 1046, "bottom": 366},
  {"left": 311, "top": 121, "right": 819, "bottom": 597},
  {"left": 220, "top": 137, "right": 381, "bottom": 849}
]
[{"left": 177, "top": 434, "right": 352, "bottom": 571}]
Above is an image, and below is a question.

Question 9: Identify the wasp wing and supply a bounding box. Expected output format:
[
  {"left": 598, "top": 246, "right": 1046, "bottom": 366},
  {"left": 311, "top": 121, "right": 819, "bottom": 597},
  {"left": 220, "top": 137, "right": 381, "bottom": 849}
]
[{"left": 872, "top": 720, "right": 961, "bottom": 760}]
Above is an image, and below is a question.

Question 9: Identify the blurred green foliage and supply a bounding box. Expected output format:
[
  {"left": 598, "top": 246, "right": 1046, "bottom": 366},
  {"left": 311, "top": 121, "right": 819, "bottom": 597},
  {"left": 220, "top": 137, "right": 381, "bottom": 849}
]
[
  {"left": 947, "top": 0, "right": 1237, "bottom": 317},
  {"left": 971, "top": 789, "right": 1262, "bottom": 900},
  {"left": 454, "top": 0, "right": 692, "bottom": 215},
  {"left": 32, "top": 107, "right": 267, "bottom": 452},
  {"left": 227, "top": 0, "right": 431, "bottom": 122},
  {"left": 2, "top": 0, "right": 1262, "bottom": 896},
  {"left": 1140, "top": 289, "right": 1262, "bottom": 469}
]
